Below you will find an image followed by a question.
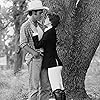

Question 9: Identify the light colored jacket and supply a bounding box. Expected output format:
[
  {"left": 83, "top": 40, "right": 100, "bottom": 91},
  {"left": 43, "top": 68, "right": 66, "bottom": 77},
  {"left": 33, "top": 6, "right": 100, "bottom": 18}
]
[{"left": 20, "top": 17, "right": 43, "bottom": 64}]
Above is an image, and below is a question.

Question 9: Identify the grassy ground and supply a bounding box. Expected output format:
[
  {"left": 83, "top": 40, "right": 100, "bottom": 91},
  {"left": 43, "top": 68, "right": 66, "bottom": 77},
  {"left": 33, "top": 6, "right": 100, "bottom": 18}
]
[
  {"left": 0, "top": 69, "right": 29, "bottom": 100},
  {"left": 0, "top": 58, "right": 100, "bottom": 100}
]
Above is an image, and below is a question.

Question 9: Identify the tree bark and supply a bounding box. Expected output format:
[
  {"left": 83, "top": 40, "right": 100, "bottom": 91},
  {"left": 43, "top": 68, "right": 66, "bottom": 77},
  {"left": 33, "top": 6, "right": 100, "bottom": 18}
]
[
  {"left": 43, "top": 0, "right": 100, "bottom": 100},
  {"left": 13, "top": 0, "right": 27, "bottom": 75},
  {"left": 62, "top": 0, "right": 100, "bottom": 100}
]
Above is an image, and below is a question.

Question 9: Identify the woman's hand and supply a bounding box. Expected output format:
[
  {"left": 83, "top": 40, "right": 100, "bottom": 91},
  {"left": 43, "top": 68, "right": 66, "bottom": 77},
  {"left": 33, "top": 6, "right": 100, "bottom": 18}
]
[{"left": 32, "top": 51, "right": 41, "bottom": 59}]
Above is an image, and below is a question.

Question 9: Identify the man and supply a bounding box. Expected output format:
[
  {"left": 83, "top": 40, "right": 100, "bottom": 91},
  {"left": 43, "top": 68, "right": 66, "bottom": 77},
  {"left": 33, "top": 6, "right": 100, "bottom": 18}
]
[{"left": 20, "top": 0, "right": 51, "bottom": 100}]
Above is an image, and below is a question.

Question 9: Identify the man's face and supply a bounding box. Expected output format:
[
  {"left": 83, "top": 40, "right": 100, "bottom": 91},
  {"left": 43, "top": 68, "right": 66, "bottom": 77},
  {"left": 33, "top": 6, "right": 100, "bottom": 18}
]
[{"left": 32, "top": 10, "right": 43, "bottom": 21}]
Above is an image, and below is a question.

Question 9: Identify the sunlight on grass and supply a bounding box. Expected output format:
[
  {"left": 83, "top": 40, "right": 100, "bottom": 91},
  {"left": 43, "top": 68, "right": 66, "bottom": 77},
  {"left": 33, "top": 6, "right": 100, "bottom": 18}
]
[
  {"left": 0, "top": 60, "right": 100, "bottom": 100},
  {"left": 0, "top": 69, "right": 29, "bottom": 100}
]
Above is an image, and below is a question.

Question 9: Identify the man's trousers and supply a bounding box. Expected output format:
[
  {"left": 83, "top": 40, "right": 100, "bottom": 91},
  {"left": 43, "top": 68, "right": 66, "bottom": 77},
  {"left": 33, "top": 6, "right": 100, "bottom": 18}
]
[{"left": 28, "top": 58, "right": 51, "bottom": 100}]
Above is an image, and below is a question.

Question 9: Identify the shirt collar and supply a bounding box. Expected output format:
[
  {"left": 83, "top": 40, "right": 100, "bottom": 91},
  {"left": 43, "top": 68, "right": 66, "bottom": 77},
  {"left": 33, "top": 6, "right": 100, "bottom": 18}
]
[
  {"left": 29, "top": 17, "right": 38, "bottom": 27},
  {"left": 44, "top": 24, "right": 52, "bottom": 32}
]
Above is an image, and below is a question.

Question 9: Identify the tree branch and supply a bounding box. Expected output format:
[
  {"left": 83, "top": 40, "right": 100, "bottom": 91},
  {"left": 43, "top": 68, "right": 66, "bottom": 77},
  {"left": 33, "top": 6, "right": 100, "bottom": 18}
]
[
  {"left": 76, "top": 0, "right": 80, "bottom": 7},
  {"left": 0, "top": 22, "right": 10, "bottom": 31}
]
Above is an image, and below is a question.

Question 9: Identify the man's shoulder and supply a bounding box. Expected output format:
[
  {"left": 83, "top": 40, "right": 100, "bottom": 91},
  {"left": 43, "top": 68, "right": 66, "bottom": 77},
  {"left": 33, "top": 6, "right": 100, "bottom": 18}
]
[
  {"left": 21, "top": 20, "right": 30, "bottom": 29},
  {"left": 45, "top": 27, "right": 54, "bottom": 34}
]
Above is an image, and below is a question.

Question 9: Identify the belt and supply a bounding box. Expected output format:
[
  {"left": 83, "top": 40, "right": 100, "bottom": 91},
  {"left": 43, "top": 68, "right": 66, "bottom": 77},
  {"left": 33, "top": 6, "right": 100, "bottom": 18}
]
[
  {"left": 33, "top": 55, "right": 42, "bottom": 59},
  {"left": 26, "top": 55, "right": 42, "bottom": 66}
]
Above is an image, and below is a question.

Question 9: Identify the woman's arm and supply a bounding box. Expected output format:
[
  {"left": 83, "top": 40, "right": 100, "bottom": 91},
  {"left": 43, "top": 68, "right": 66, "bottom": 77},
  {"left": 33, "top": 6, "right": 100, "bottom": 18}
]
[{"left": 32, "top": 32, "right": 48, "bottom": 49}]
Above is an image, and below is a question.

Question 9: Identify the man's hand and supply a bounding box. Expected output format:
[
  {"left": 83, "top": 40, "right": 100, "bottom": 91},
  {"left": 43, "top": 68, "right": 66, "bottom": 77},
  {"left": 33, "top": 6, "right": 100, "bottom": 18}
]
[
  {"left": 32, "top": 51, "right": 40, "bottom": 59},
  {"left": 23, "top": 45, "right": 41, "bottom": 59}
]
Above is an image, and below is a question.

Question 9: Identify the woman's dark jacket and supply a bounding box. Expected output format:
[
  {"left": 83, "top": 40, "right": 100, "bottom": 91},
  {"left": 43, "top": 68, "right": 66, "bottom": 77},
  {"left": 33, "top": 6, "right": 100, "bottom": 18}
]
[{"left": 32, "top": 27, "right": 63, "bottom": 69}]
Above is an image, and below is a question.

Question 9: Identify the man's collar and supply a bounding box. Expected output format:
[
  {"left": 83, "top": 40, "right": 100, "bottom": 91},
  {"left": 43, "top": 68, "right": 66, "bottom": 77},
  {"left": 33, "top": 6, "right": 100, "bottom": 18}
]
[
  {"left": 29, "top": 17, "right": 38, "bottom": 27},
  {"left": 44, "top": 25, "right": 52, "bottom": 32}
]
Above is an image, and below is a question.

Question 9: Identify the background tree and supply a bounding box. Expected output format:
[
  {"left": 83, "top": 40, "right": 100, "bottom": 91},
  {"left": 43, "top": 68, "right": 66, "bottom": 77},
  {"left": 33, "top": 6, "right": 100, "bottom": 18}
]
[
  {"left": 0, "top": 5, "right": 13, "bottom": 68},
  {"left": 11, "top": 0, "right": 28, "bottom": 74}
]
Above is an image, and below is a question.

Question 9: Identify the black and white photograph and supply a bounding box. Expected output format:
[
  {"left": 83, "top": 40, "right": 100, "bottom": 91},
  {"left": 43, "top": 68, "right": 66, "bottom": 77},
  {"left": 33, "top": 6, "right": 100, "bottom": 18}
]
[{"left": 0, "top": 0, "right": 100, "bottom": 100}]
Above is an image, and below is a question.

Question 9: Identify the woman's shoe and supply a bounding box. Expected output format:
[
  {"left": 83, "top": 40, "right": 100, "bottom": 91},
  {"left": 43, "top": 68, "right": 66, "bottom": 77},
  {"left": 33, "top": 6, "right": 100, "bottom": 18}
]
[{"left": 53, "top": 89, "right": 66, "bottom": 100}]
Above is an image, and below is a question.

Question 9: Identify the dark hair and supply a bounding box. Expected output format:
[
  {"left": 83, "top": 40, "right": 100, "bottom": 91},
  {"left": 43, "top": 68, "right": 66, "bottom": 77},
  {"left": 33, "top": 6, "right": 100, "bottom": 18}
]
[
  {"left": 28, "top": 11, "right": 33, "bottom": 16},
  {"left": 47, "top": 13, "right": 60, "bottom": 28},
  {"left": 28, "top": 9, "right": 43, "bottom": 16}
]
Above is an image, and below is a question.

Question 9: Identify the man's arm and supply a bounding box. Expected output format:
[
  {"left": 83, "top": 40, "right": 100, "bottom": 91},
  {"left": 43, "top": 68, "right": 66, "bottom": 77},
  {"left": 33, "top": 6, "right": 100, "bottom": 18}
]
[
  {"left": 20, "top": 24, "right": 40, "bottom": 57},
  {"left": 23, "top": 45, "right": 39, "bottom": 57}
]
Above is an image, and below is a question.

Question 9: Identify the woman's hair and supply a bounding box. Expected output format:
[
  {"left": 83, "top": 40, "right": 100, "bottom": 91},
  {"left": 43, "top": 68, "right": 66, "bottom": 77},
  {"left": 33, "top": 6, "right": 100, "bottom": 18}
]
[
  {"left": 28, "top": 11, "right": 33, "bottom": 16},
  {"left": 47, "top": 13, "right": 60, "bottom": 28}
]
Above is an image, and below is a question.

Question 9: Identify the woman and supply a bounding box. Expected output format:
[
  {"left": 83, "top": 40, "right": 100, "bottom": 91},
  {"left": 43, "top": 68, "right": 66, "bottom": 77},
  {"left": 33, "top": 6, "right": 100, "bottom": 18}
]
[{"left": 32, "top": 13, "right": 66, "bottom": 100}]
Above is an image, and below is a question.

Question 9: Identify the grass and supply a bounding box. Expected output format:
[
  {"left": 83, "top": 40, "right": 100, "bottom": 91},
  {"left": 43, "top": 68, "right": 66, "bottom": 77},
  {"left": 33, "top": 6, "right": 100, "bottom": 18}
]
[
  {"left": 0, "top": 69, "right": 29, "bottom": 100},
  {"left": 0, "top": 56, "right": 100, "bottom": 100}
]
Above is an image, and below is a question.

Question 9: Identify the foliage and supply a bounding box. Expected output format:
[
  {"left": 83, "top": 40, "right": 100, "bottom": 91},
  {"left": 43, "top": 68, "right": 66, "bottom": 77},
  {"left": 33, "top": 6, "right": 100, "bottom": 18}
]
[{"left": 0, "top": 0, "right": 28, "bottom": 68}]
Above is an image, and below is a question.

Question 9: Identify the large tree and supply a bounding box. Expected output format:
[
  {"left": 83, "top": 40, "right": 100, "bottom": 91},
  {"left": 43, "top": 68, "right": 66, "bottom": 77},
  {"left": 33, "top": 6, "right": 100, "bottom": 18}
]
[{"left": 42, "top": 0, "right": 100, "bottom": 100}]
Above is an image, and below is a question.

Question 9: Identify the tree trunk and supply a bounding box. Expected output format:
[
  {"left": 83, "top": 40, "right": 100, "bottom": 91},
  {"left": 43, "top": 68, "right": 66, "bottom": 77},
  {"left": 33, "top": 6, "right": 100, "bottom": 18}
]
[
  {"left": 13, "top": 0, "right": 27, "bottom": 75},
  {"left": 14, "top": 23, "right": 23, "bottom": 74},
  {"left": 43, "top": 0, "right": 100, "bottom": 99},
  {"left": 62, "top": 0, "right": 100, "bottom": 100}
]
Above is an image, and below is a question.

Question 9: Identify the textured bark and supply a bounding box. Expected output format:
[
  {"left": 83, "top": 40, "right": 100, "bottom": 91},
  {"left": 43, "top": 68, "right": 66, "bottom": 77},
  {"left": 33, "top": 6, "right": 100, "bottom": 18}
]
[
  {"left": 13, "top": 0, "right": 27, "bottom": 75},
  {"left": 62, "top": 0, "right": 100, "bottom": 100},
  {"left": 43, "top": 0, "right": 100, "bottom": 100}
]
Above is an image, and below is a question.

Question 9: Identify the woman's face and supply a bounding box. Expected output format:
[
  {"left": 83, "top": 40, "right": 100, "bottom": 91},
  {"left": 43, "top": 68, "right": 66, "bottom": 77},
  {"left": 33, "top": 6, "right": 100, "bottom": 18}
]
[{"left": 44, "top": 16, "right": 51, "bottom": 26}]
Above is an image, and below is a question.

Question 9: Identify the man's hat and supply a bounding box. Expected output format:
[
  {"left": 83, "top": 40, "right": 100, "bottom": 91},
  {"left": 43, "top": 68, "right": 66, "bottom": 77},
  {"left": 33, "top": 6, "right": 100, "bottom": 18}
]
[{"left": 26, "top": 0, "right": 49, "bottom": 12}]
